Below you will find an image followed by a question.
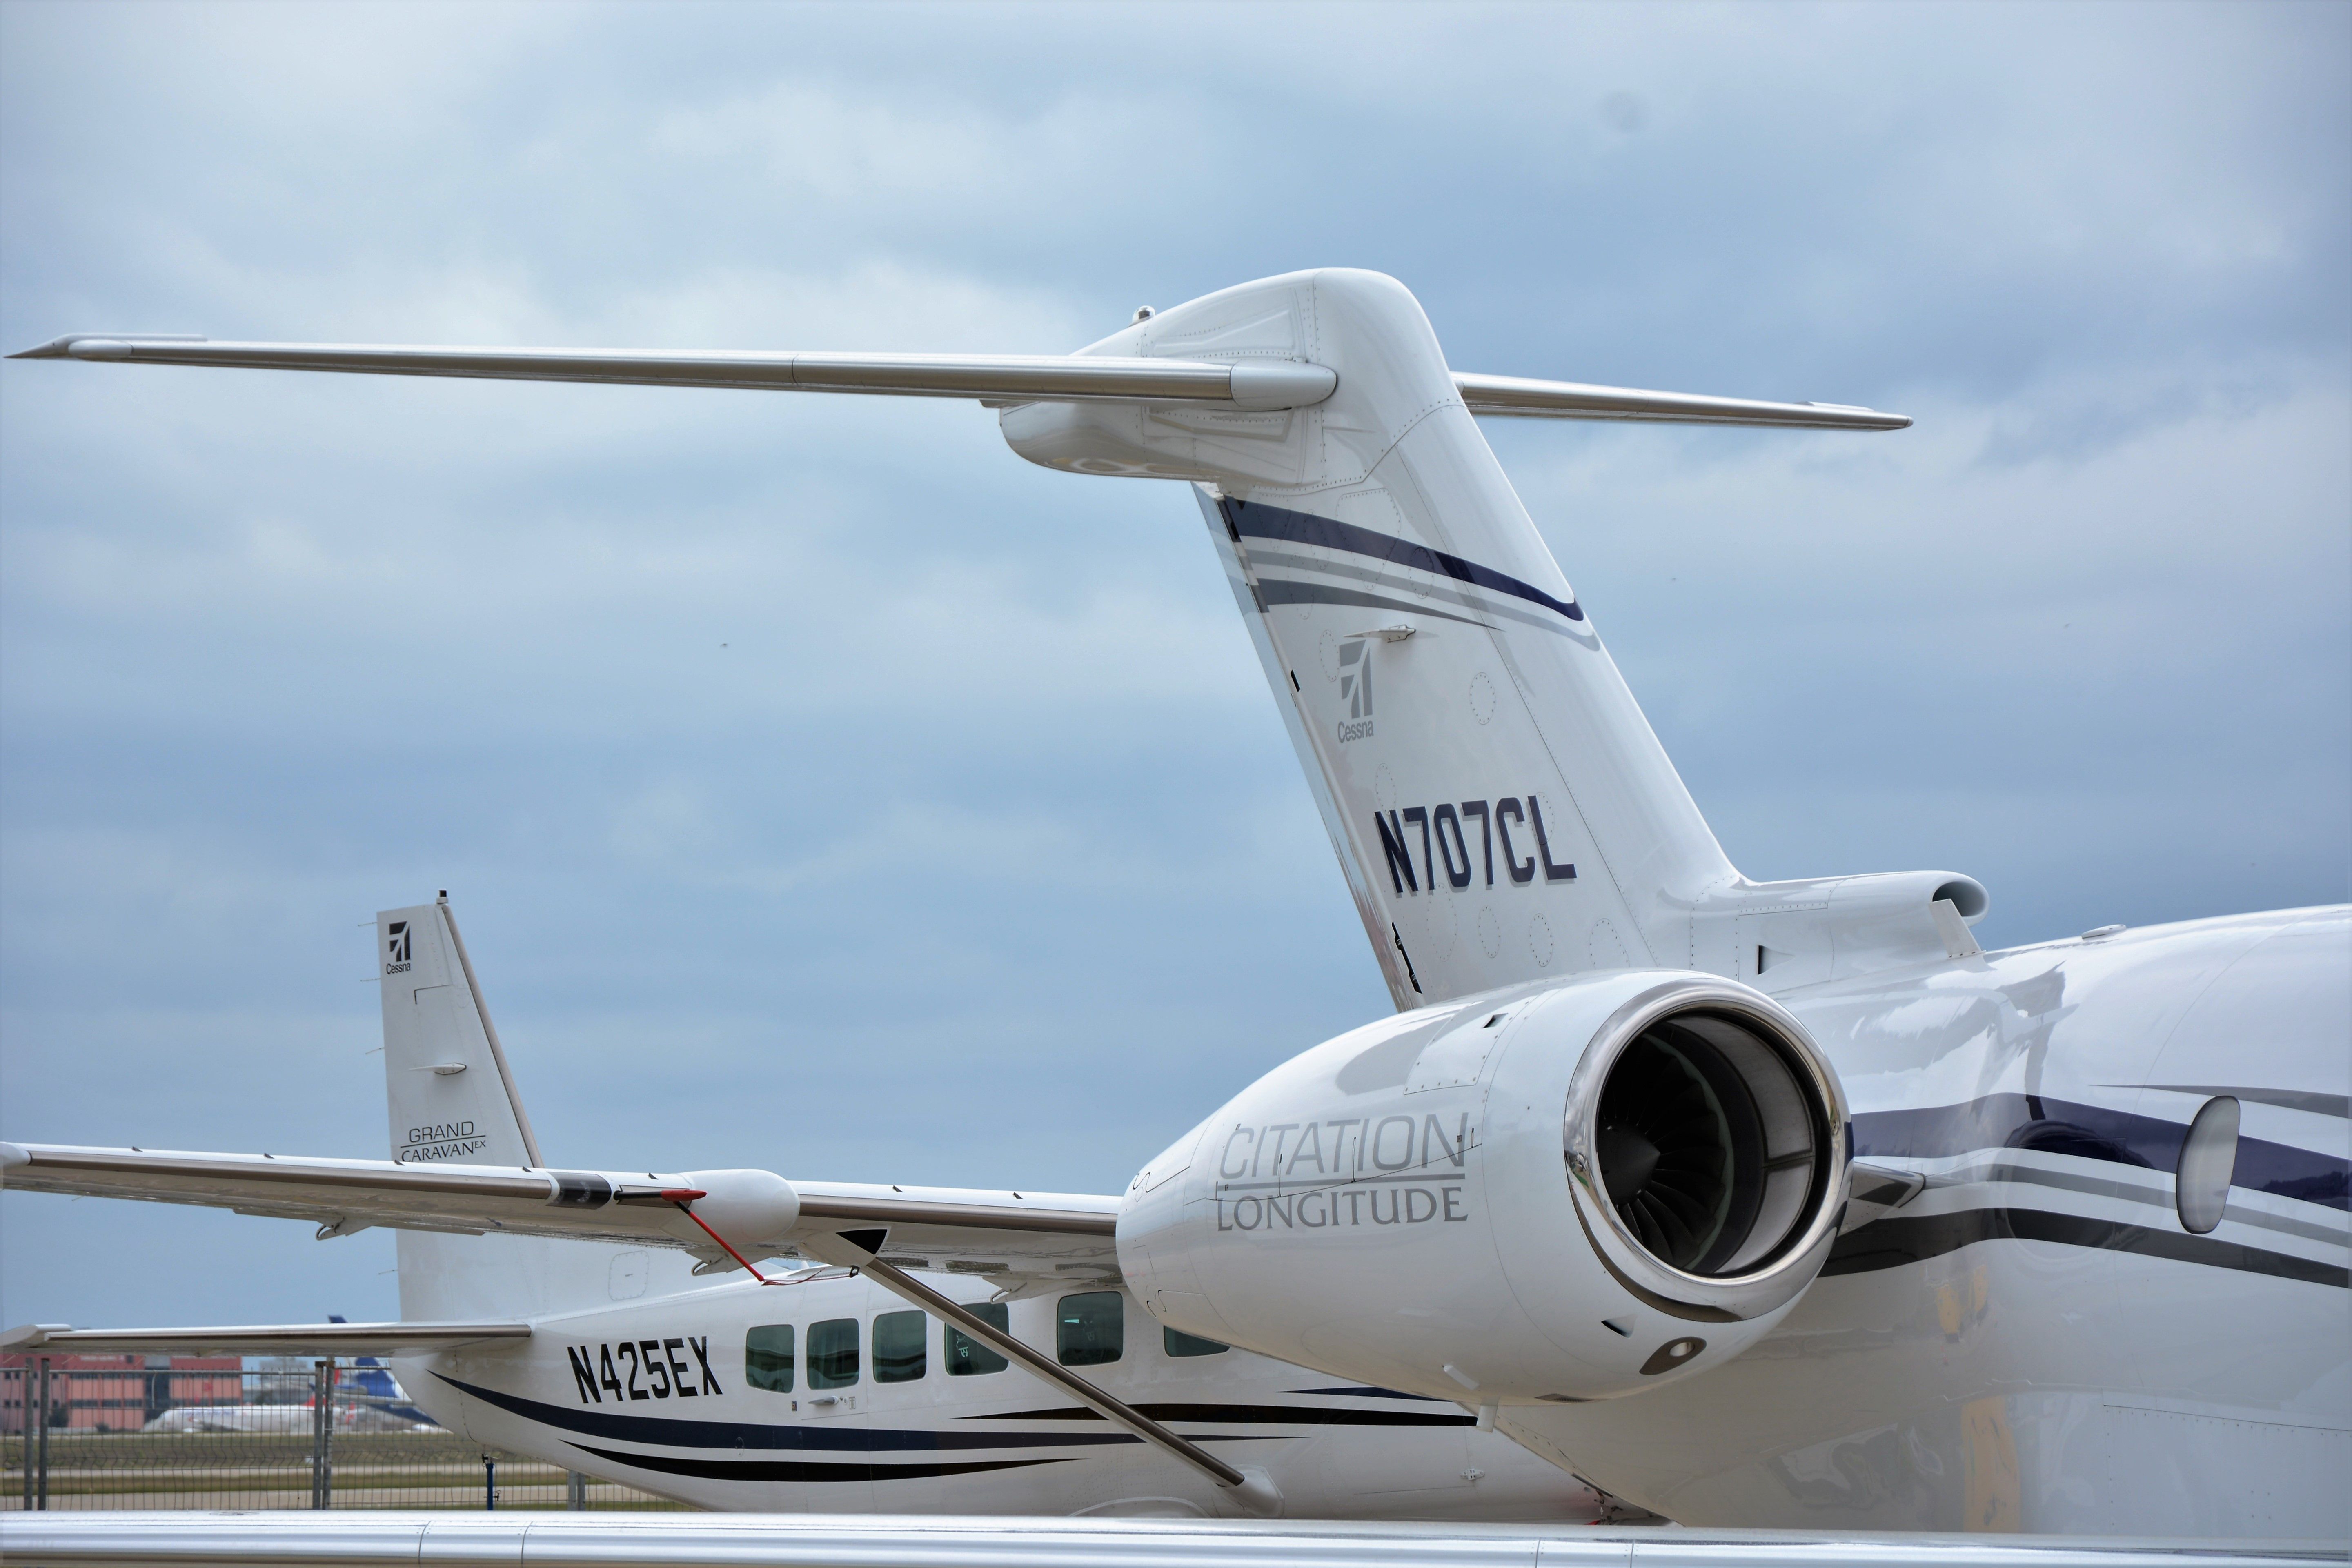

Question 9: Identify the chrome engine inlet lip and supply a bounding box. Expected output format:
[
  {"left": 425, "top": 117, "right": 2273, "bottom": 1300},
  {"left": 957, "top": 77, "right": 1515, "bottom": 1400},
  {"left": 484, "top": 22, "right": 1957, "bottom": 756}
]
[{"left": 1561, "top": 975, "right": 1848, "bottom": 1323}]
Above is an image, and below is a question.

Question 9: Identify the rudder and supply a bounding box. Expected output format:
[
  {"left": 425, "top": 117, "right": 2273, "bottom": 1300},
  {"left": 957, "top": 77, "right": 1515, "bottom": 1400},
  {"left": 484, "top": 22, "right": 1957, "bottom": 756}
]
[{"left": 377, "top": 896, "right": 540, "bottom": 1171}]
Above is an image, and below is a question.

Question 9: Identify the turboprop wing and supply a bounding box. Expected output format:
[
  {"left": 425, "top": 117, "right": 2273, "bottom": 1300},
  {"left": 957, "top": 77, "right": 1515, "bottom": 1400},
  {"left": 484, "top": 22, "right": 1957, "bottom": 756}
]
[
  {"left": 0, "top": 1142, "right": 1117, "bottom": 1279},
  {"left": 2, "top": 1320, "right": 527, "bottom": 1356}
]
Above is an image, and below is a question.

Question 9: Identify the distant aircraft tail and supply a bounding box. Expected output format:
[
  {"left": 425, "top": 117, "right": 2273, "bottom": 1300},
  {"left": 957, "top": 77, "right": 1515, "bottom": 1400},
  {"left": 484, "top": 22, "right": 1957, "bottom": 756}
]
[
  {"left": 326, "top": 1314, "right": 434, "bottom": 1426},
  {"left": 375, "top": 896, "right": 696, "bottom": 1319},
  {"left": 1002, "top": 269, "right": 1981, "bottom": 1007}
]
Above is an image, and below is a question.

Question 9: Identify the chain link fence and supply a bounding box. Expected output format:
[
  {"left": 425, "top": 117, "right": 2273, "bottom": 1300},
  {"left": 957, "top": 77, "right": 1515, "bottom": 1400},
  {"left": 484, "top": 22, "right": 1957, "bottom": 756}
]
[{"left": 3, "top": 1361, "right": 686, "bottom": 1512}]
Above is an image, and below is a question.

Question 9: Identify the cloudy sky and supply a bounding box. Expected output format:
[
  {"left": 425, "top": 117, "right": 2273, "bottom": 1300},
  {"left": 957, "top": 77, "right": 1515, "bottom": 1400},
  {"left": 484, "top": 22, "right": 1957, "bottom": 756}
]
[{"left": 3, "top": 2, "right": 2345, "bottom": 1329}]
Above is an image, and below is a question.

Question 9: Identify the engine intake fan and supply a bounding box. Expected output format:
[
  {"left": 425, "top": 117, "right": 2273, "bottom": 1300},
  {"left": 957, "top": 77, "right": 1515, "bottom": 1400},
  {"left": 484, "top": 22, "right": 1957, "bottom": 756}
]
[{"left": 1569, "top": 981, "right": 1844, "bottom": 1316}]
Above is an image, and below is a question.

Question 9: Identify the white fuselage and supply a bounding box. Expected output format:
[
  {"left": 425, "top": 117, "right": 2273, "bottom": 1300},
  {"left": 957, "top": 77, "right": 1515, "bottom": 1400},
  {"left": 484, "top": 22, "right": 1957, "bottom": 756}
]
[
  {"left": 1121, "top": 905, "right": 2349, "bottom": 1536},
  {"left": 397, "top": 1266, "right": 1600, "bottom": 1520},
  {"left": 1524, "top": 906, "right": 2350, "bottom": 1536}
]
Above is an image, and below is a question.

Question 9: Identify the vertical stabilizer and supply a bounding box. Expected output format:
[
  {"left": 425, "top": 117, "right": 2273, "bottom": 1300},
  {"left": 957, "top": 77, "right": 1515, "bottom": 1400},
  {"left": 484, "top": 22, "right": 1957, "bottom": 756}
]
[
  {"left": 1003, "top": 269, "right": 1978, "bottom": 1007},
  {"left": 378, "top": 898, "right": 538, "bottom": 1171},
  {"left": 1005, "top": 271, "right": 1733, "bottom": 1007},
  {"left": 375, "top": 897, "right": 696, "bottom": 1321}
]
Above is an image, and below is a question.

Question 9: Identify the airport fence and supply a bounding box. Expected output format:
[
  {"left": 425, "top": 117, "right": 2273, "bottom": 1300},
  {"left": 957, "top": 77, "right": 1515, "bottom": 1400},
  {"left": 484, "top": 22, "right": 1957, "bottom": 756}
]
[{"left": 2, "top": 1362, "right": 687, "bottom": 1512}]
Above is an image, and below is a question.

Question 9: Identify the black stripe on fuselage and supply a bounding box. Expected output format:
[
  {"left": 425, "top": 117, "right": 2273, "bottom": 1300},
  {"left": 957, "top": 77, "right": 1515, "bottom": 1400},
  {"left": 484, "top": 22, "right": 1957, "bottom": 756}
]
[
  {"left": 1851, "top": 1093, "right": 2349, "bottom": 1211},
  {"left": 968, "top": 1401, "right": 1475, "bottom": 1427},
  {"left": 436, "top": 1373, "right": 1137, "bottom": 1451},
  {"left": 1222, "top": 497, "right": 1585, "bottom": 623},
  {"left": 567, "top": 1443, "right": 1078, "bottom": 1485},
  {"left": 1824, "top": 1206, "right": 2348, "bottom": 1288}
]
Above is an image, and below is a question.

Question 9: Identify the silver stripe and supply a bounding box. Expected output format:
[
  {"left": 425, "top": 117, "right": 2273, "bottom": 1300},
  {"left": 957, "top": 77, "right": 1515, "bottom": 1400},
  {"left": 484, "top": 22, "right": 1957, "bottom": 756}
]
[
  {"left": 4, "top": 1510, "right": 2333, "bottom": 1565},
  {"left": 1920, "top": 1157, "right": 2349, "bottom": 1249},
  {"left": 2119, "top": 1083, "right": 2352, "bottom": 1119},
  {"left": 1250, "top": 576, "right": 1491, "bottom": 629}
]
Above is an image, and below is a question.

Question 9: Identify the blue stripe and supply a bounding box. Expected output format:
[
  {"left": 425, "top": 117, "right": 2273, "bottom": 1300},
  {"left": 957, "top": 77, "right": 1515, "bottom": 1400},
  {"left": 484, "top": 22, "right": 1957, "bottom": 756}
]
[
  {"left": 963, "top": 1400, "right": 1468, "bottom": 1427},
  {"left": 1825, "top": 1206, "right": 2347, "bottom": 1288},
  {"left": 436, "top": 1373, "right": 1136, "bottom": 1452},
  {"left": 1851, "top": 1094, "right": 2348, "bottom": 1211},
  {"left": 566, "top": 1443, "right": 1079, "bottom": 1484},
  {"left": 1222, "top": 498, "right": 1585, "bottom": 623}
]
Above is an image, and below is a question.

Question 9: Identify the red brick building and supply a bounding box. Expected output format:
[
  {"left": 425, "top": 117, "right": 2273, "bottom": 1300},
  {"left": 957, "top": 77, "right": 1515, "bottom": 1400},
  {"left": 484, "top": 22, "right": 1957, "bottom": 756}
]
[{"left": 2, "top": 1354, "right": 243, "bottom": 1433}]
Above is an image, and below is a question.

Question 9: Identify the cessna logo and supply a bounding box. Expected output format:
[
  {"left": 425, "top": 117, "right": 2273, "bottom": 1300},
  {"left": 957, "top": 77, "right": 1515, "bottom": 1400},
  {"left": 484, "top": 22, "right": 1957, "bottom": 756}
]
[
  {"left": 1336, "top": 638, "right": 1374, "bottom": 743},
  {"left": 383, "top": 921, "right": 412, "bottom": 976},
  {"left": 1375, "top": 796, "right": 1576, "bottom": 893}
]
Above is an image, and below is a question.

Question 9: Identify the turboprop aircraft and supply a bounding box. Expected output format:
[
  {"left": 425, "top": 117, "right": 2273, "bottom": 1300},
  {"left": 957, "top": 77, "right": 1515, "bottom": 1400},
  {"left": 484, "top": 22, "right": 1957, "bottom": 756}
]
[
  {"left": 8, "top": 893, "right": 1602, "bottom": 1521},
  {"left": 2, "top": 269, "right": 2345, "bottom": 1546}
]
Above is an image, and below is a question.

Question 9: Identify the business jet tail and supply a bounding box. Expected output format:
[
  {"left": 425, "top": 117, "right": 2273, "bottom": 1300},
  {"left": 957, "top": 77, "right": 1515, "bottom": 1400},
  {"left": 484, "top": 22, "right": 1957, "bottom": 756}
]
[
  {"left": 999, "top": 270, "right": 1978, "bottom": 1008},
  {"left": 13, "top": 271, "right": 1968, "bottom": 1009}
]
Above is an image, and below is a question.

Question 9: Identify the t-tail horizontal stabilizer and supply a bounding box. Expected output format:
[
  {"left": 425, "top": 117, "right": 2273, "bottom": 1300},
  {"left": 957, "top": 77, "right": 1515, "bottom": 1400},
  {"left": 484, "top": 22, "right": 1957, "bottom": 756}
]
[
  {"left": 8, "top": 333, "right": 1908, "bottom": 429},
  {"left": 11, "top": 271, "right": 1945, "bottom": 1012}
]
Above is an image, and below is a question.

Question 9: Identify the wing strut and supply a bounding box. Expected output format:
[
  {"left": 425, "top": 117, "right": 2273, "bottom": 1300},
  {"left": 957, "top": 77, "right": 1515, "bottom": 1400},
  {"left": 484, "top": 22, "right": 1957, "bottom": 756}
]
[{"left": 795, "top": 1232, "right": 1281, "bottom": 1515}]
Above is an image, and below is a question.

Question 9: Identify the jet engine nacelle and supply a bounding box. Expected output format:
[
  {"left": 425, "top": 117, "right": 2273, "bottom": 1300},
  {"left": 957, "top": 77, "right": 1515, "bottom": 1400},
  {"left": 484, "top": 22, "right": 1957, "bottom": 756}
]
[{"left": 1117, "top": 971, "right": 1849, "bottom": 1405}]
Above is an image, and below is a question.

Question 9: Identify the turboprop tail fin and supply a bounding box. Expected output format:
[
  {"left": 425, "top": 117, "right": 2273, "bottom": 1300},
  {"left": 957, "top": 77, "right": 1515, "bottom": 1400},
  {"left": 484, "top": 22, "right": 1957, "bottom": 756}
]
[
  {"left": 375, "top": 896, "right": 697, "bottom": 1319},
  {"left": 377, "top": 896, "right": 540, "bottom": 1171}
]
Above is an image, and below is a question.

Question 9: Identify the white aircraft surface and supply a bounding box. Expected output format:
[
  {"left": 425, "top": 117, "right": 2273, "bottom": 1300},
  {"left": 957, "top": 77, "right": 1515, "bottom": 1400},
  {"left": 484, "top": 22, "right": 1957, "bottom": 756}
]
[
  {"left": 141, "top": 1403, "right": 425, "bottom": 1437},
  {"left": 2, "top": 270, "right": 2345, "bottom": 1553},
  {"left": 137, "top": 1406, "right": 313, "bottom": 1436}
]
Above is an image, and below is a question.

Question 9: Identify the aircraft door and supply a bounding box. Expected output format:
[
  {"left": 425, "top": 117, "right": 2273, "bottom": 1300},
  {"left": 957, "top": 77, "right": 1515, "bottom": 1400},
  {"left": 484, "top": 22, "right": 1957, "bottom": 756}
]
[{"left": 743, "top": 1309, "right": 873, "bottom": 1511}]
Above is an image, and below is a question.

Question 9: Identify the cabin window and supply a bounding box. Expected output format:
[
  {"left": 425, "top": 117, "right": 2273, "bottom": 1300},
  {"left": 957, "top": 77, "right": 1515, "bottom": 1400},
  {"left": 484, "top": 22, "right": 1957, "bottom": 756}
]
[
  {"left": 807, "top": 1317, "right": 860, "bottom": 1389},
  {"left": 1057, "top": 1291, "right": 1123, "bottom": 1367},
  {"left": 945, "top": 1303, "right": 1010, "bottom": 1376},
  {"left": 874, "top": 1310, "right": 927, "bottom": 1383},
  {"left": 1163, "top": 1327, "right": 1228, "bottom": 1358},
  {"left": 745, "top": 1324, "right": 795, "bottom": 1392}
]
